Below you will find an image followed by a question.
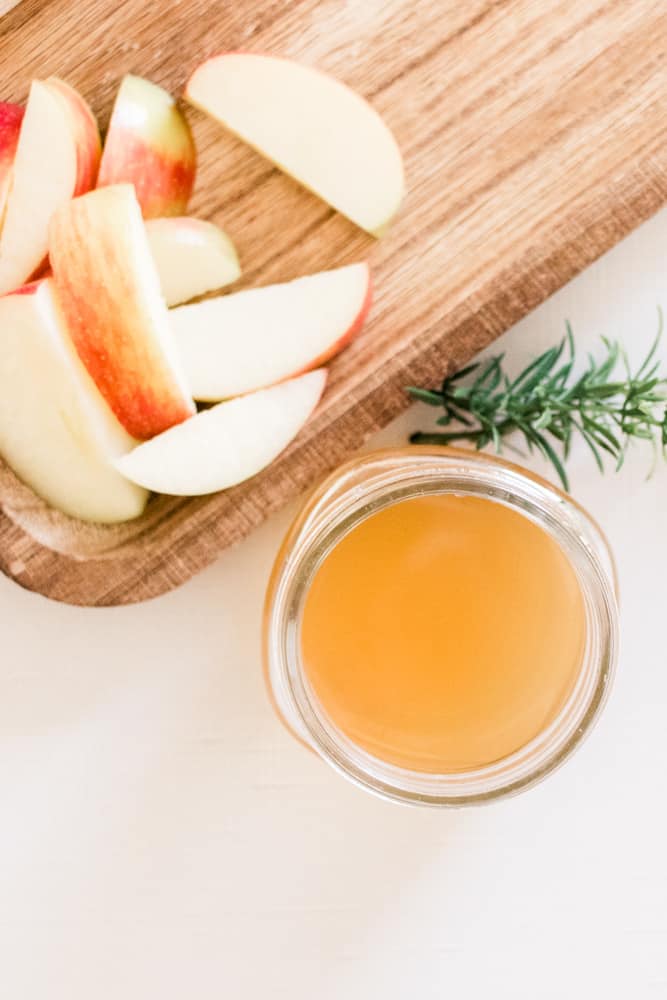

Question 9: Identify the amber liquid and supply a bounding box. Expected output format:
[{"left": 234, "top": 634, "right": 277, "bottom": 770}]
[{"left": 300, "top": 494, "right": 586, "bottom": 773}]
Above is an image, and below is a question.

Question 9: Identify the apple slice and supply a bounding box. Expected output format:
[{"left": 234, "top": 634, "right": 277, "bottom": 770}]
[
  {"left": 0, "top": 78, "right": 100, "bottom": 295},
  {"left": 46, "top": 78, "right": 102, "bottom": 195},
  {"left": 146, "top": 217, "right": 240, "bottom": 306},
  {"left": 0, "top": 102, "right": 24, "bottom": 230},
  {"left": 97, "top": 74, "right": 196, "bottom": 218},
  {"left": 115, "top": 368, "right": 326, "bottom": 495},
  {"left": 0, "top": 280, "right": 147, "bottom": 523},
  {"left": 48, "top": 184, "right": 196, "bottom": 440},
  {"left": 185, "top": 53, "right": 404, "bottom": 236},
  {"left": 170, "top": 263, "right": 371, "bottom": 400}
]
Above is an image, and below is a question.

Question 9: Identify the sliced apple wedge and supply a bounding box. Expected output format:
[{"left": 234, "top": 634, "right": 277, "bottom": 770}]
[
  {"left": 97, "top": 74, "right": 196, "bottom": 218},
  {"left": 46, "top": 78, "right": 102, "bottom": 195},
  {"left": 0, "top": 78, "right": 100, "bottom": 295},
  {"left": 0, "top": 102, "right": 24, "bottom": 230},
  {"left": 49, "top": 184, "right": 196, "bottom": 440},
  {"left": 170, "top": 263, "right": 371, "bottom": 400},
  {"left": 146, "top": 217, "right": 240, "bottom": 306},
  {"left": 185, "top": 53, "right": 404, "bottom": 236},
  {"left": 0, "top": 280, "right": 147, "bottom": 523},
  {"left": 115, "top": 369, "right": 326, "bottom": 495}
]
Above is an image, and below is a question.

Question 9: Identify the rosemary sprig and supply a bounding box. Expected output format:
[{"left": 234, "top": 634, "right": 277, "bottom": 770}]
[{"left": 407, "top": 312, "right": 667, "bottom": 491}]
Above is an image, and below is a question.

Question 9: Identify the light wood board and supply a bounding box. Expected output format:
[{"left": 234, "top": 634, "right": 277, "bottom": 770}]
[{"left": 0, "top": 0, "right": 666, "bottom": 605}]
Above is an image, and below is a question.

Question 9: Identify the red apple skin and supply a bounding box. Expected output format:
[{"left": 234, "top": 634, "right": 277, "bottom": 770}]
[
  {"left": 0, "top": 101, "right": 24, "bottom": 166},
  {"left": 11, "top": 281, "right": 40, "bottom": 296},
  {"left": 48, "top": 185, "right": 195, "bottom": 440},
  {"left": 98, "top": 131, "right": 194, "bottom": 217},
  {"left": 0, "top": 102, "right": 25, "bottom": 223},
  {"left": 97, "top": 75, "right": 196, "bottom": 218},
  {"left": 45, "top": 78, "right": 101, "bottom": 194}
]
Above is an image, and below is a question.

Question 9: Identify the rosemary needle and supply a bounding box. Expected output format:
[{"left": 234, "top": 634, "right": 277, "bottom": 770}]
[{"left": 407, "top": 312, "right": 667, "bottom": 491}]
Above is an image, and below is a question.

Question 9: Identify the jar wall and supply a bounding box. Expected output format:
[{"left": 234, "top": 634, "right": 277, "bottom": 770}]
[{"left": 263, "top": 447, "right": 619, "bottom": 806}]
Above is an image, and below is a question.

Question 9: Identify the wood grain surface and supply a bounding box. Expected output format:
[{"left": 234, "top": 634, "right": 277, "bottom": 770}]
[{"left": 0, "top": 0, "right": 666, "bottom": 606}]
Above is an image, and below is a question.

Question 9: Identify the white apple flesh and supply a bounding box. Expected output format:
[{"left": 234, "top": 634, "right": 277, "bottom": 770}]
[
  {"left": 185, "top": 53, "right": 404, "bottom": 236},
  {"left": 0, "top": 78, "right": 100, "bottom": 295},
  {"left": 0, "top": 280, "right": 147, "bottom": 523},
  {"left": 170, "top": 263, "right": 371, "bottom": 400},
  {"left": 146, "top": 216, "right": 240, "bottom": 306},
  {"left": 115, "top": 368, "right": 326, "bottom": 496}
]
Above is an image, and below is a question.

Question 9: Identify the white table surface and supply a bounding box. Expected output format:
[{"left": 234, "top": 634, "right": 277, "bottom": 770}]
[{"left": 2, "top": 209, "right": 667, "bottom": 999}]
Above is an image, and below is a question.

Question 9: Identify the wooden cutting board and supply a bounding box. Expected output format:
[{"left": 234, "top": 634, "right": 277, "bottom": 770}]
[{"left": 1, "top": 0, "right": 666, "bottom": 606}]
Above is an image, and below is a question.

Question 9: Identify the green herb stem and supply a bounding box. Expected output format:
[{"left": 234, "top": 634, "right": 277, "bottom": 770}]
[{"left": 407, "top": 311, "right": 666, "bottom": 491}]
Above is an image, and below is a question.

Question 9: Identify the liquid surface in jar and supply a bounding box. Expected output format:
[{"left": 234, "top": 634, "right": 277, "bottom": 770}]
[{"left": 300, "top": 494, "right": 586, "bottom": 773}]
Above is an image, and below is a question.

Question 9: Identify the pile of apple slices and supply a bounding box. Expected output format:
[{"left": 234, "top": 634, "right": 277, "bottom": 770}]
[{"left": 0, "top": 55, "right": 402, "bottom": 524}]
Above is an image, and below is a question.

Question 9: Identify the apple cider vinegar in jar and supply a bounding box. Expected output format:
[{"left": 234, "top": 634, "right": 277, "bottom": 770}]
[
  {"left": 300, "top": 493, "right": 586, "bottom": 773},
  {"left": 264, "top": 448, "right": 618, "bottom": 806}
]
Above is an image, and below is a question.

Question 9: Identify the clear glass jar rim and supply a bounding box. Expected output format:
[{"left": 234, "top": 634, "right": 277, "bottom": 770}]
[{"left": 264, "top": 447, "right": 619, "bottom": 807}]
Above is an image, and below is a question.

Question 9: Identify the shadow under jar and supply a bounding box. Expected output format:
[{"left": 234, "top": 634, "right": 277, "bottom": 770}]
[{"left": 263, "top": 447, "right": 619, "bottom": 807}]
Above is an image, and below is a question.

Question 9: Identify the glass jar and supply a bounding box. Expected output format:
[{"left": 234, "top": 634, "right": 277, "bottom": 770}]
[{"left": 263, "top": 447, "right": 619, "bottom": 807}]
